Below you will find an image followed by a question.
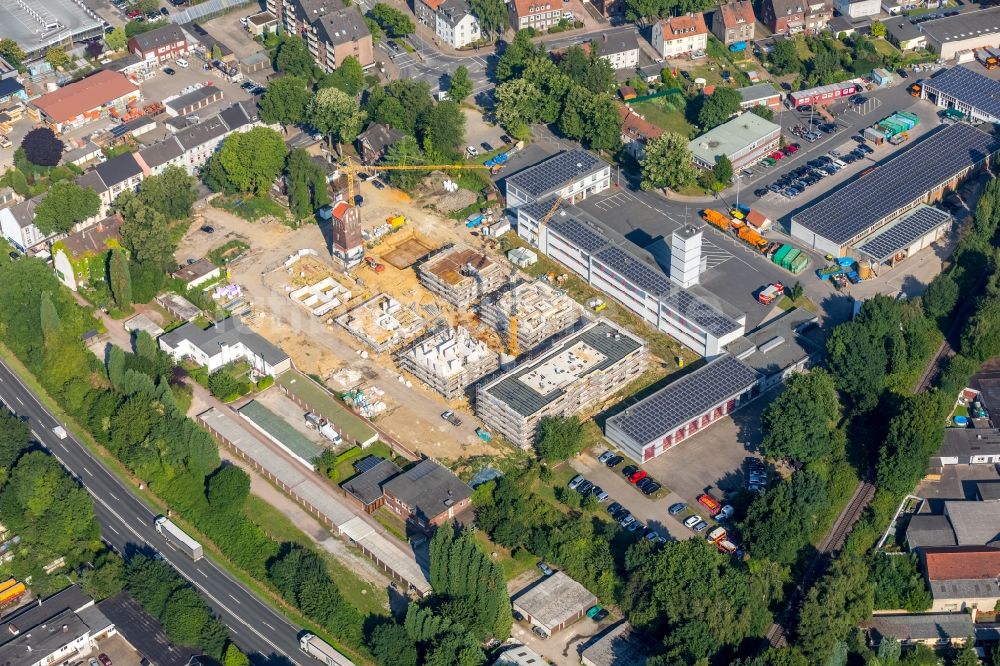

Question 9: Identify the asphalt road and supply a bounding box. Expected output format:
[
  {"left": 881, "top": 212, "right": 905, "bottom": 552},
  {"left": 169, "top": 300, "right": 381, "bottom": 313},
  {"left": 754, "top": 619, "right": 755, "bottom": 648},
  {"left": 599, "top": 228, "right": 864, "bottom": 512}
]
[{"left": 0, "top": 360, "right": 309, "bottom": 666}]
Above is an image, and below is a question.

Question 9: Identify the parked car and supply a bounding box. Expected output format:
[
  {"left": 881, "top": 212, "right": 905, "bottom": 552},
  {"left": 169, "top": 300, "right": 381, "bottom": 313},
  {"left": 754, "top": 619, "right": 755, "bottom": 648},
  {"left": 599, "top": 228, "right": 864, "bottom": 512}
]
[
  {"left": 770, "top": 151, "right": 785, "bottom": 161},
  {"left": 372, "top": 179, "right": 386, "bottom": 190},
  {"left": 605, "top": 454, "right": 623, "bottom": 467},
  {"left": 798, "top": 104, "right": 812, "bottom": 112},
  {"left": 693, "top": 520, "right": 709, "bottom": 532},
  {"left": 858, "top": 144, "right": 874, "bottom": 155},
  {"left": 466, "top": 145, "right": 479, "bottom": 157},
  {"left": 538, "top": 561, "right": 554, "bottom": 576},
  {"left": 683, "top": 515, "right": 701, "bottom": 529},
  {"left": 160, "top": 6, "right": 169, "bottom": 14},
  {"left": 641, "top": 481, "right": 660, "bottom": 496},
  {"left": 568, "top": 475, "right": 584, "bottom": 490},
  {"left": 627, "top": 520, "right": 643, "bottom": 533},
  {"left": 587, "top": 605, "right": 608, "bottom": 620},
  {"left": 598, "top": 451, "right": 615, "bottom": 464},
  {"left": 717, "top": 505, "right": 735, "bottom": 520},
  {"left": 513, "top": 610, "right": 524, "bottom": 621},
  {"left": 620, "top": 513, "right": 635, "bottom": 527},
  {"left": 577, "top": 480, "right": 594, "bottom": 495},
  {"left": 163, "top": 67, "right": 175, "bottom": 75},
  {"left": 629, "top": 469, "right": 648, "bottom": 485},
  {"left": 200, "top": 225, "right": 215, "bottom": 233},
  {"left": 98, "top": 655, "right": 112, "bottom": 666},
  {"left": 754, "top": 188, "right": 768, "bottom": 197},
  {"left": 668, "top": 502, "right": 687, "bottom": 515},
  {"left": 532, "top": 626, "right": 548, "bottom": 639},
  {"left": 440, "top": 410, "right": 462, "bottom": 426},
  {"left": 607, "top": 502, "right": 624, "bottom": 518},
  {"left": 481, "top": 142, "right": 493, "bottom": 152},
  {"left": 591, "top": 485, "right": 609, "bottom": 502},
  {"left": 622, "top": 464, "right": 638, "bottom": 478}
]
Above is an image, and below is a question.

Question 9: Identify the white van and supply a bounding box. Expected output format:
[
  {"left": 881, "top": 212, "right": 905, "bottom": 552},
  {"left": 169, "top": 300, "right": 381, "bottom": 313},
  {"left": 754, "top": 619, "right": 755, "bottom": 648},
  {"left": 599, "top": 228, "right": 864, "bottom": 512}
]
[{"left": 176, "top": 58, "right": 189, "bottom": 68}]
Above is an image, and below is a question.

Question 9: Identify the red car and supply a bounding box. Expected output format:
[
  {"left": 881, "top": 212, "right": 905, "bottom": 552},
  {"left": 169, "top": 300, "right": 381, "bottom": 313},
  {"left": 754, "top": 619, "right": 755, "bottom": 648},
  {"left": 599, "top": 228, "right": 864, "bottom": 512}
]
[
  {"left": 770, "top": 151, "right": 785, "bottom": 160},
  {"left": 98, "top": 655, "right": 112, "bottom": 666},
  {"left": 126, "top": 8, "right": 142, "bottom": 17},
  {"left": 782, "top": 144, "right": 799, "bottom": 155},
  {"left": 629, "top": 470, "right": 648, "bottom": 484}
]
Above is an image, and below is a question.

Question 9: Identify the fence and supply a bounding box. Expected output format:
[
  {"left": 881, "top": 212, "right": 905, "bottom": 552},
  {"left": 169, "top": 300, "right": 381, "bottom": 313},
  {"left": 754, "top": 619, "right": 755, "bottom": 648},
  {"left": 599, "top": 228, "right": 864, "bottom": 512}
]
[
  {"left": 170, "top": 0, "right": 254, "bottom": 25},
  {"left": 628, "top": 87, "right": 684, "bottom": 104}
]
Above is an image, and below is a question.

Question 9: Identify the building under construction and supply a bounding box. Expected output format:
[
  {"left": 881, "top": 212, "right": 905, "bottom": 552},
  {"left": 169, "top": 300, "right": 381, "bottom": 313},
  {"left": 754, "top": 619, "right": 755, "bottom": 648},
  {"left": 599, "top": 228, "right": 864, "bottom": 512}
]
[
  {"left": 398, "top": 326, "right": 500, "bottom": 399},
  {"left": 480, "top": 280, "right": 586, "bottom": 355},
  {"left": 417, "top": 245, "right": 507, "bottom": 309},
  {"left": 335, "top": 294, "right": 426, "bottom": 352}
]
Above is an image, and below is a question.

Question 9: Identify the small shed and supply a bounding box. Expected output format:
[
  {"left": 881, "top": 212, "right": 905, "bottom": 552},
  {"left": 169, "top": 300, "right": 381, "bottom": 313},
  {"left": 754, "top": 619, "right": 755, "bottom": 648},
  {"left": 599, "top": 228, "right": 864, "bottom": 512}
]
[
  {"left": 511, "top": 571, "right": 597, "bottom": 636},
  {"left": 124, "top": 313, "right": 165, "bottom": 339},
  {"left": 508, "top": 247, "right": 538, "bottom": 268},
  {"left": 872, "top": 68, "right": 894, "bottom": 87},
  {"left": 619, "top": 86, "right": 637, "bottom": 101},
  {"left": 746, "top": 209, "right": 771, "bottom": 231}
]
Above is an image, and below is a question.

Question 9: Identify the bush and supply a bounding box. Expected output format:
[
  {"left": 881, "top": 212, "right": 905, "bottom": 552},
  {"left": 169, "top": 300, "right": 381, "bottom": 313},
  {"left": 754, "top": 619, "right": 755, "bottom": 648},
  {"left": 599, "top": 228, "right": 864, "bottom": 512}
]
[{"left": 256, "top": 375, "right": 274, "bottom": 391}]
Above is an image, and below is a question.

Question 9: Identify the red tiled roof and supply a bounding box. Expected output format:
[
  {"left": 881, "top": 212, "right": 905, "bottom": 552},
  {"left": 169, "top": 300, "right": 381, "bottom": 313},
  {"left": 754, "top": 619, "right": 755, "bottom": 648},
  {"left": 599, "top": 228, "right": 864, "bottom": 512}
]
[
  {"left": 513, "top": 0, "right": 556, "bottom": 18},
  {"left": 618, "top": 105, "right": 663, "bottom": 144},
  {"left": 33, "top": 71, "right": 139, "bottom": 124},
  {"left": 718, "top": 1, "right": 756, "bottom": 28},
  {"left": 331, "top": 201, "right": 352, "bottom": 221},
  {"left": 658, "top": 13, "right": 709, "bottom": 39},
  {"left": 924, "top": 546, "right": 1000, "bottom": 581},
  {"left": 423, "top": 0, "right": 446, "bottom": 10}
]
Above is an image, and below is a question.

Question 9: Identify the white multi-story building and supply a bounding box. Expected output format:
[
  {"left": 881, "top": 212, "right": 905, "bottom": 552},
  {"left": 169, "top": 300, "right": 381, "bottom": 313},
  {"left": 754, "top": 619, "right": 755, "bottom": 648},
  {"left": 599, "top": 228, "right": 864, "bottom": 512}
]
[
  {"left": 0, "top": 197, "right": 44, "bottom": 252},
  {"left": 833, "top": 0, "right": 880, "bottom": 17},
  {"left": 652, "top": 13, "right": 709, "bottom": 58},
  {"left": 159, "top": 318, "right": 292, "bottom": 376},
  {"left": 435, "top": 0, "right": 482, "bottom": 48}
]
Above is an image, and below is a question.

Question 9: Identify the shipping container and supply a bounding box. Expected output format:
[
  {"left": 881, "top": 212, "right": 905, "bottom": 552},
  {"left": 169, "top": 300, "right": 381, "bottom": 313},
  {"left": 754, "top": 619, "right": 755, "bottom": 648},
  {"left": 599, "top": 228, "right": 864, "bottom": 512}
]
[
  {"left": 0, "top": 578, "right": 17, "bottom": 595},
  {"left": 772, "top": 244, "right": 792, "bottom": 266},
  {"left": 790, "top": 254, "right": 809, "bottom": 274},
  {"left": 154, "top": 517, "right": 204, "bottom": 561},
  {"left": 781, "top": 248, "right": 801, "bottom": 270},
  {"left": 300, "top": 633, "right": 357, "bottom": 665}
]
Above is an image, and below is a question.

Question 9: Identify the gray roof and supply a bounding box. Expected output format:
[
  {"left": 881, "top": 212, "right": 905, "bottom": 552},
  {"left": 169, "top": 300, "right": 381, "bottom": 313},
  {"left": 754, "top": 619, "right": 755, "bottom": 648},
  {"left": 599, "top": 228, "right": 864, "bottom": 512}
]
[
  {"left": 315, "top": 5, "right": 371, "bottom": 46},
  {"left": 495, "top": 645, "right": 547, "bottom": 666},
  {"left": 919, "top": 6, "right": 1000, "bottom": 44},
  {"left": 906, "top": 514, "right": 957, "bottom": 549},
  {"left": 173, "top": 258, "right": 218, "bottom": 282},
  {"left": 103, "top": 52, "right": 144, "bottom": 73},
  {"left": 579, "top": 623, "right": 649, "bottom": 666},
  {"left": 166, "top": 86, "right": 223, "bottom": 113},
  {"left": 863, "top": 613, "right": 974, "bottom": 644},
  {"left": 886, "top": 17, "right": 924, "bottom": 43},
  {"left": 507, "top": 150, "right": 608, "bottom": 199},
  {"left": 938, "top": 428, "right": 1000, "bottom": 461},
  {"left": 727, "top": 307, "right": 821, "bottom": 376},
  {"left": 93, "top": 152, "right": 142, "bottom": 189},
  {"left": 342, "top": 458, "right": 402, "bottom": 506},
  {"left": 484, "top": 320, "right": 645, "bottom": 418},
  {"left": 0, "top": 586, "right": 112, "bottom": 666},
  {"left": 946, "top": 500, "right": 1000, "bottom": 546},
  {"left": 99, "top": 592, "right": 198, "bottom": 666},
  {"left": 689, "top": 112, "right": 781, "bottom": 167},
  {"left": 358, "top": 122, "right": 406, "bottom": 154},
  {"left": 219, "top": 99, "right": 258, "bottom": 129},
  {"left": 381, "top": 459, "right": 472, "bottom": 523},
  {"left": 131, "top": 24, "right": 186, "bottom": 52},
  {"left": 5, "top": 197, "right": 39, "bottom": 230},
  {"left": 737, "top": 82, "right": 781, "bottom": 104},
  {"left": 175, "top": 114, "right": 229, "bottom": 150},
  {"left": 589, "top": 28, "right": 641, "bottom": 57},
  {"left": 160, "top": 317, "right": 289, "bottom": 366},
  {"left": 978, "top": 482, "right": 1000, "bottom": 501},
  {"left": 182, "top": 22, "right": 233, "bottom": 58},
  {"left": 857, "top": 205, "right": 952, "bottom": 262},
  {"left": 63, "top": 138, "right": 101, "bottom": 163},
  {"left": 139, "top": 135, "right": 184, "bottom": 169},
  {"left": 437, "top": 0, "right": 475, "bottom": 27},
  {"left": 930, "top": 577, "right": 1000, "bottom": 601},
  {"left": 512, "top": 571, "right": 597, "bottom": 630},
  {"left": 924, "top": 66, "right": 1000, "bottom": 121},
  {"left": 606, "top": 354, "right": 759, "bottom": 448},
  {"left": 793, "top": 124, "right": 1000, "bottom": 245}
]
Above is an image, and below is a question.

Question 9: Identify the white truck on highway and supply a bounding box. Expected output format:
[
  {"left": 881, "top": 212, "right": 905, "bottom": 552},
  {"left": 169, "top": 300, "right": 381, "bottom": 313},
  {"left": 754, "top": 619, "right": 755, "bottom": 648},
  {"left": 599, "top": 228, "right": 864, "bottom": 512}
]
[
  {"left": 154, "top": 516, "right": 203, "bottom": 561},
  {"left": 300, "top": 633, "right": 356, "bottom": 666}
]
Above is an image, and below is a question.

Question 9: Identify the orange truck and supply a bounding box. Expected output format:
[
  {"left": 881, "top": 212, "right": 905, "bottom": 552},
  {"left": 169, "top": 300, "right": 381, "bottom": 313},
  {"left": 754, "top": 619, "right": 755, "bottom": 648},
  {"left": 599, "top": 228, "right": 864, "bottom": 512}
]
[
  {"left": 697, "top": 493, "right": 722, "bottom": 516},
  {"left": 0, "top": 580, "right": 26, "bottom": 607},
  {"left": 701, "top": 209, "right": 736, "bottom": 233},
  {"left": 706, "top": 526, "right": 727, "bottom": 544},
  {"left": 737, "top": 226, "right": 769, "bottom": 252}
]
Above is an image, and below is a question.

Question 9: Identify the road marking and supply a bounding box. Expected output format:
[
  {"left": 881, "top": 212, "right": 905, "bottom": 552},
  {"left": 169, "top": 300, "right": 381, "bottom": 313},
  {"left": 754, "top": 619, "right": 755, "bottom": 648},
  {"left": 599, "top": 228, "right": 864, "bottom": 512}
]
[
  {"left": 263, "top": 621, "right": 275, "bottom": 631},
  {"left": 229, "top": 594, "right": 242, "bottom": 604},
  {"left": 14, "top": 396, "right": 22, "bottom": 406},
  {"left": 82, "top": 466, "right": 93, "bottom": 476},
  {"left": 107, "top": 492, "right": 118, "bottom": 501},
  {"left": 107, "top": 524, "right": 120, "bottom": 535},
  {"left": 200, "top": 569, "right": 209, "bottom": 578}
]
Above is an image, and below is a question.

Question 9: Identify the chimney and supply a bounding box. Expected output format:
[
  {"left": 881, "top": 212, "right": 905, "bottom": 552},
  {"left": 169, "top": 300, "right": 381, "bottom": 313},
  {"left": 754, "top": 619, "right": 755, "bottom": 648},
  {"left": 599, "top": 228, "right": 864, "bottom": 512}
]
[
  {"left": 8, "top": 624, "right": 18, "bottom": 636},
  {"left": 62, "top": 624, "right": 68, "bottom": 633}
]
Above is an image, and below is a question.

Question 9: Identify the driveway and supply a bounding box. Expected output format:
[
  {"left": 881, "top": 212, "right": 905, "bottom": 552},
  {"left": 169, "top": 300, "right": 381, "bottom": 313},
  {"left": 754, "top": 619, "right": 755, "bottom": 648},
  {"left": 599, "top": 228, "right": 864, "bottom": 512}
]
[{"left": 509, "top": 612, "right": 611, "bottom": 666}]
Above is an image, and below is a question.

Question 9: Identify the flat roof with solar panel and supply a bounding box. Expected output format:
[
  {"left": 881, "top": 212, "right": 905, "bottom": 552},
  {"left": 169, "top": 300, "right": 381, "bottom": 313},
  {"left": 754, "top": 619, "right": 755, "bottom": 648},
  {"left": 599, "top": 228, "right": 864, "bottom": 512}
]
[
  {"left": 924, "top": 66, "right": 1000, "bottom": 121},
  {"left": 595, "top": 245, "right": 673, "bottom": 297},
  {"left": 547, "top": 215, "right": 611, "bottom": 254},
  {"left": 661, "top": 288, "right": 743, "bottom": 338},
  {"left": 792, "top": 123, "right": 1000, "bottom": 246},
  {"left": 606, "top": 354, "right": 759, "bottom": 449},
  {"left": 857, "top": 205, "right": 952, "bottom": 262},
  {"left": 506, "top": 150, "right": 609, "bottom": 199}
]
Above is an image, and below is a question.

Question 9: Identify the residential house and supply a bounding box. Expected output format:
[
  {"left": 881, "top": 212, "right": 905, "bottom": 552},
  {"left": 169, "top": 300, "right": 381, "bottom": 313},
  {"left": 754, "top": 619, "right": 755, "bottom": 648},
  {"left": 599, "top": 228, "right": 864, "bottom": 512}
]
[
  {"left": 380, "top": 458, "right": 473, "bottom": 532},
  {"left": 416, "top": 0, "right": 446, "bottom": 27},
  {"left": 269, "top": 0, "right": 375, "bottom": 71},
  {"left": 737, "top": 82, "right": 782, "bottom": 111},
  {"left": 159, "top": 317, "right": 292, "bottom": 376},
  {"left": 761, "top": 0, "right": 832, "bottom": 34},
  {"left": 342, "top": 458, "right": 403, "bottom": 513},
  {"left": 52, "top": 214, "right": 123, "bottom": 291},
  {"left": 172, "top": 258, "right": 222, "bottom": 290},
  {"left": 511, "top": 0, "right": 563, "bottom": 31},
  {"left": 578, "top": 29, "right": 641, "bottom": 70},
  {"left": 62, "top": 140, "right": 103, "bottom": 168},
  {"left": 0, "top": 586, "right": 115, "bottom": 666},
  {"left": 76, "top": 152, "right": 144, "bottom": 216},
  {"left": 863, "top": 614, "right": 975, "bottom": 649},
  {"left": 922, "top": 545, "right": 1000, "bottom": 613},
  {"left": 30, "top": 70, "right": 141, "bottom": 133},
  {"left": 435, "top": 0, "right": 482, "bottom": 48},
  {"left": 356, "top": 123, "right": 406, "bottom": 164},
  {"left": 712, "top": 1, "right": 756, "bottom": 45},
  {"left": 0, "top": 197, "right": 45, "bottom": 252},
  {"left": 833, "top": 0, "right": 881, "bottom": 18},
  {"left": 618, "top": 105, "right": 663, "bottom": 160},
  {"left": 652, "top": 13, "right": 709, "bottom": 59},
  {"left": 128, "top": 24, "right": 188, "bottom": 63}
]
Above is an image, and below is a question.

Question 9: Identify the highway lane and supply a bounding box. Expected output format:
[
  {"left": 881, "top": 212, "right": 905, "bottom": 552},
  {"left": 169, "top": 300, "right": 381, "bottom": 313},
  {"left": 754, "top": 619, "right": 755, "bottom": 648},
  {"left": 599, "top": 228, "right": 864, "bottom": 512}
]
[{"left": 0, "top": 359, "right": 307, "bottom": 666}]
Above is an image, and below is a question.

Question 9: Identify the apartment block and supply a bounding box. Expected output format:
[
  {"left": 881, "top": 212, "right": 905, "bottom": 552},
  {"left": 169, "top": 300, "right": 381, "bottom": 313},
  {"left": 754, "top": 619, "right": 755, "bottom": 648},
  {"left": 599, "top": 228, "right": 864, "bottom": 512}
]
[
  {"left": 479, "top": 279, "right": 584, "bottom": 353},
  {"left": 268, "top": 0, "right": 374, "bottom": 71},
  {"left": 398, "top": 326, "right": 499, "bottom": 399},
  {"left": 417, "top": 245, "right": 507, "bottom": 309}
]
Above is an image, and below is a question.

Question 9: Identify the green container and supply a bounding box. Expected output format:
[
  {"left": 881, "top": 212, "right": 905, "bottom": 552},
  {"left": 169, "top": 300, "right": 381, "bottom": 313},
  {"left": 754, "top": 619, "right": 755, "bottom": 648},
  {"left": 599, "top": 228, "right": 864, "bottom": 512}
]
[
  {"left": 782, "top": 249, "right": 801, "bottom": 270},
  {"left": 772, "top": 245, "right": 792, "bottom": 266},
  {"left": 898, "top": 111, "right": 919, "bottom": 125},
  {"left": 790, "top": 254, "right": 809, "bottom": 274}
]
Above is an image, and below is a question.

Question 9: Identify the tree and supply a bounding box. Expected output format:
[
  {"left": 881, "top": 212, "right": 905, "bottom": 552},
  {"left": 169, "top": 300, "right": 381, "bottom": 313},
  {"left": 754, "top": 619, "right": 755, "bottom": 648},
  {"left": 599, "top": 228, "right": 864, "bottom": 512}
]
[
  {"left": 285, "top": 148, "right": 329, "bottom": 218},
  {"left": 770, "top": 39, "right": 803, "bottom": 76},
  {"left": 750, "top": 104, "right": 775, "bottom": 121},
  {"left": 495, "top": 78, "right": 541, "bottom": 139},
  {"left": 697, "top": 87, "right": 743, "bottom": 130},
  {"left": 46, "top": 47, "right": 69, "bottom": 70},
  {"left": 584, "top": 94, "right": 623, "bottom": 152},
  {"left": 558, "top": 85, "right": 589, "bottom": 141},
  {"left": 321, "top": 56, "right": 365, "bottom": 96},
  {"left": 39, "top": 291, "right": 62, "bottom": 348},
  {"left": 760, "top": 370, "right": 840, "bottom": 463},
  {"left": 105, "top": 27, "right": 127, "bottom": 51},
  {"left": 713, "top": 154, "right": 733, "bottom": 187},
  {"left": 138, "top": 166, "right": 197, "bottom": 222},
  {"left": 419, "top": 100, "right": 466, "bottom": 156},
  {"left": 870, "top": 20, "right": 886, "bottom": 38},
  {"left": 741, "top": 471, "right": 829, "bottom": 565},
  {"left": 369, "top": 4, "right": 415, "bottom": 37},
  {"left": 640, "top": 132, "right": 698, "bottom": 191},
  {"left": 825, "top": 321, "right": 887, "bottom": 411},
  {"left": 223, "top": 645, "right": 251, "bottom": 666},
  {"left": 108, "top": 249, "right": 133, "bottom": 310},
  {"left": 308, "top": 88, "right": 366, "bottom": 154},
  {"left": 535, "top": 416, "right": 584, "bottom": 461},
  {"left": 208, "top": 367, "right": 241, "bottom": 400},
  {"left": 796, "top": 556, "right": 874, "bottom": 661},
  {"left": 496, "top": 31, "right": 542, "bottom": 82},
  {"left": 217, "top": 127, "right": 289, "bottom": 195},
  {"left": 33, "top": 181, "right": 100, "bottom": 234},
  {"left": 951, "top": 637, "right": 979, "bottom": 666},
  {"left": 448, "top": 66, "right": 473, "bottom": 102},
  {"left": 115, "top": 192, "right": 172, "bottom": 267},
  {"left": 276, "top": 36, "right": 315, "bottom": 78},
  {"left": 470, "top": 0, "right": 509, "bottom": 38},
  {"left": 365, "top": 79, "right": 434, "bottom": 135},
  {"left": 20, "top": 127, "right": 64, "bottom": 167},
  {"left": 369, "top": 623, "right": 418, "bottom": 666},
  {"left": 381, "top": 136, "right": 428, "bottom": 190},
  {"left": 523, "top": 58, "right": 573, "bottom": 123},
  {"left": 876, "top": 392, "right": 945, "bottom": 496},
  {"left": 81, "top": 551, "right": 124, "bottom": 601},
  {"left": 258, "top": 75, "right": 311, "bottom": 125},
  {"left": 207, "top": 465, "right": 251, "bottom": 512},
  {"left": 872, "top": 552, "right": 932, "bottom": 612},
  {"left": 923, "top": 271, "right": 959, "bottom": 321},
  {"left": 0, "top": 39, "right": 25, "bottom": 67}
]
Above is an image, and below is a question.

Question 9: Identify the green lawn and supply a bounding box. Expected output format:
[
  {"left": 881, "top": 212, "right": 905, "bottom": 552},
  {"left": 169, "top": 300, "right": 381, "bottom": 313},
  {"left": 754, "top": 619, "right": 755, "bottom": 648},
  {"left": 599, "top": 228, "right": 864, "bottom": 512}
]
[
  {"left": 472, "top": 530, "right": 537, "bottom": 580},
  {"left": 373, "top": 507, "right": 409, "bottom": 543},
  {"left": 335, "top": 441, "right": 396, "bottom": 483},
  {"left": 873, "top": 39, "right": 901, "bottom": 58},
  {"left": 632, "top": 100, "right": 695, "bottom": 138}
]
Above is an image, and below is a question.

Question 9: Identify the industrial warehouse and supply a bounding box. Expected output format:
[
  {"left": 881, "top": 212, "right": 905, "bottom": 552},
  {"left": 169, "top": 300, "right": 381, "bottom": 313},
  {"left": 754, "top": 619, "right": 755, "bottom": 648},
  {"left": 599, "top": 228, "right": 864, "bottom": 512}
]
[
  {"left": 790, "top": 123, "right": 1000, "bottom": 257},
  {"left": 922, "top": 65, "right": 1000, "bottom": 123}
]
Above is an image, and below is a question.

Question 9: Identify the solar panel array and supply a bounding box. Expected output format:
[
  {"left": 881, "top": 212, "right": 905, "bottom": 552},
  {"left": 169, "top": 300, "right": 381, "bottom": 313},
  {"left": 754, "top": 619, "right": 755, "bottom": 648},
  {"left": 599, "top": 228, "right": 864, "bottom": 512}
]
[
  {"left": 548, "top": 216, "right": 610, "bottom": 254},
  {"left": 661, "top": 289, "right": 742, "bottom": 338},
  {"left": 607, "top": 354, "right": 759, "bottom": 447},
  {"left": 924, "top": 66, "right": 1000, "bottom": 121},
  {"left": 519, "top": 196, "right": 560, "bottom": 224},
  {"left": 507, "top": 150, "right": 608, "bottom": 198},
  {"left": 595, "top": 245, "right": 672, "bottom": 297},
  {"left": 354, "top": 455, "right": 385, "bottom": 474},
  {"left": 857, "top": 206, "right": 953, "bottom": 261},
  {"left": 792, "top": 123, "right": 1000, "bottom": 245}
]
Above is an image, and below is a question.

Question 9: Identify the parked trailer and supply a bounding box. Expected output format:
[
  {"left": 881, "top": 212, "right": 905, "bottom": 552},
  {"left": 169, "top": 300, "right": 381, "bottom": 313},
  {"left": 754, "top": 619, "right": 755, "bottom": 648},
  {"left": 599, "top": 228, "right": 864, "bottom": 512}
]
[
  {"left": 0, "top": 582, "right": 25, "bottom": 606},
  {"left": 300, "top": 633, "right": 357, "bottom": 666},
  {"left": 154, "top": 517, "right": 204, "bottom": 561}
]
